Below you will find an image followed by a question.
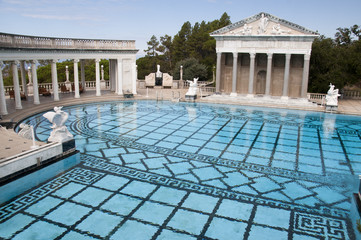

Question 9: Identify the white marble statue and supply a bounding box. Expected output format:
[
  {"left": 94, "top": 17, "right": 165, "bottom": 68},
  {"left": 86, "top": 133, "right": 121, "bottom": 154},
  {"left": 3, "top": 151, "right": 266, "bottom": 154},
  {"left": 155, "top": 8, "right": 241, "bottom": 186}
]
[
  {"left": 18, "top": 123, "right": 32, "bottom": 140},
  {"left": 43, "top": 106, "right": 73, "bottom": 142},
  {"left": 271, "top": 24, "right": 291, "bottom": 35},
  {"left": 325, "top": 83, "right": 341, "bottom": 107},
  {"left": 156, "top": 64, "right": 162, "bottom": 78},
  {"left": 258, "top": 13, "right": 269, "bottom": 34},
  {"left": 186, "top": 78, "right": 199, "bottom": 96},
  {"left": 240, "top": 24, "right": 253, "bottom": 35}
]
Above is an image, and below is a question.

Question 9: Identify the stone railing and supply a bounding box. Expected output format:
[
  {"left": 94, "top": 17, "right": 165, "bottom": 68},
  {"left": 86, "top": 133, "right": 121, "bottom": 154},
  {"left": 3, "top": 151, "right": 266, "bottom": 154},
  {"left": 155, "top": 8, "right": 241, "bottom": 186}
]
[
  {"left": 0, "top": 32, "right": 136, "bottom": 50},
  {"left": 308, "top": 93, "right": 326, "bottom": 105},
  {"left": 4, "top": 81, "right": 110, "bottom": 95},
  {"left": 341, "top": 89, "right": 361, "bottom": 99},
  {"left": 200, "top": 87, "right": 216, "bottom": 98}
]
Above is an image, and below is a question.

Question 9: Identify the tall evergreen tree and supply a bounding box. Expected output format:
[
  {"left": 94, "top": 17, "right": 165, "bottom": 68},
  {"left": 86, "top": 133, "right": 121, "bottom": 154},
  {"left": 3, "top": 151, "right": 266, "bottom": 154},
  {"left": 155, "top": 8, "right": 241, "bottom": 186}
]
[
  {"left": 145, "top": 35, "right": 160, "bottom": 57},
  {"left": 172, "top": 21, "right": 192, "bottom": 63}
]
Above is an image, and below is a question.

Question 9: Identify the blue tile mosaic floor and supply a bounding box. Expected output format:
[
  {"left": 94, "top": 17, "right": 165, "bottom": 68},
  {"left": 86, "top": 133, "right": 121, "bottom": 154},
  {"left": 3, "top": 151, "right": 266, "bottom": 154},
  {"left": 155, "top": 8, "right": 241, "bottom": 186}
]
[{"left": 1, "top": 100, "right": 361, "bottom": 239}]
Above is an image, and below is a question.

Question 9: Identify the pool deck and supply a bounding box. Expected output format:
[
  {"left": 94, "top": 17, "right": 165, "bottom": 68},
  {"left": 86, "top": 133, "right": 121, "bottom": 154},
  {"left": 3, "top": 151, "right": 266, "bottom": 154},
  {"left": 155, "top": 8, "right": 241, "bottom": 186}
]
[{"left": 0, "top": 88, "right": 360, "bottom": 160}]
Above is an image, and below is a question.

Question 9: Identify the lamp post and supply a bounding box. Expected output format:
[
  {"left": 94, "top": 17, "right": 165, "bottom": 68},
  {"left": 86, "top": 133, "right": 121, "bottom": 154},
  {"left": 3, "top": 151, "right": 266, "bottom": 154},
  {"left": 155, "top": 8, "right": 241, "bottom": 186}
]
[{"left": 65, "top": 65, "right": 71, "bottom": 92}]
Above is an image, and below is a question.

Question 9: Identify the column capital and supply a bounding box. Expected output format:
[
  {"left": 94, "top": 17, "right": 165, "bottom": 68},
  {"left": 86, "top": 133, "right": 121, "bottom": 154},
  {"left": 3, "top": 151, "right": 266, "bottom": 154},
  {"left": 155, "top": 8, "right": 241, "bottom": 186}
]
[
  {"left": 233, "top": 52, "right": 238, "bottom": 58},
  {"left": 267, "top": 53, "right": 273, "bottom": 58},
  {"left": 250, "top": 52, "right": 256, "bottom": 58},
  {"left": 31, "top": 60, "right": 38, "bottom": 65},
  {"left": 52, "top": 59, "right": 58, "bottom": 63},
  {"left": 216, "top": 52, "right": 222, "bottom": 57},
  {"left": 95, "top": 58, "right": 100, "bottom": 63},
  {"left": 13, "top": 60, "right": 20, "bottom": 65},
  {"left": 285, "top": 53, "right": 291, "bottom": 59},
  {"left": 0, "top": 61, "right": 3, "bottom": 67},
  {"left": 74, "top": 59, "right": 80, "bottom": 63}
]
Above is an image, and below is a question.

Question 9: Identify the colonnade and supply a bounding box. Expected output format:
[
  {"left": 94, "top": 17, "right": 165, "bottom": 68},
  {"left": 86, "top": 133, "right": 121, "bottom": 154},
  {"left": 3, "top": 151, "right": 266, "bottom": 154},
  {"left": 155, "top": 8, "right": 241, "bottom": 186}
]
[
  {"left": 0, "top": 58, "right": 133, "bottom": 116},
  {"left": 215, "top": 51, "right": 311, "bottom": 99}
]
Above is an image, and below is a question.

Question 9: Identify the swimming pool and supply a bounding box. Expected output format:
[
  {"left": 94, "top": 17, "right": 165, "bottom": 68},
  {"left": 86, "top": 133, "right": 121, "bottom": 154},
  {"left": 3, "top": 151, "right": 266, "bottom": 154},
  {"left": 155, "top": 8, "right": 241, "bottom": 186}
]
[{"left": 0, "top": 100, "right": 360, "bottom": 239}]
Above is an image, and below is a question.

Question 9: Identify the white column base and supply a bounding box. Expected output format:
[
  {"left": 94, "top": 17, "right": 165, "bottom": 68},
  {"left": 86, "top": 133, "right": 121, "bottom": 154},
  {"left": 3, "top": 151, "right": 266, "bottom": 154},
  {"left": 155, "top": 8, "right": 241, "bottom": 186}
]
[
  {"left": 246, "top": 94, "right": 254, "bottom": 98},
  {"left": 230, "top": 92, "right": 237, "bottom": 97},
  {"left": 280, "top": 96, "right": 289, "bottom": 101}
]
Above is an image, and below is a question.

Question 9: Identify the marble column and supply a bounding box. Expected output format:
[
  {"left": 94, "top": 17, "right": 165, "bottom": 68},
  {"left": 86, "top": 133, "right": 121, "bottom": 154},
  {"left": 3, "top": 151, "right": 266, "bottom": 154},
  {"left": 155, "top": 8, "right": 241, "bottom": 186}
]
[
  {"left": 80, "top": 60, "right": 86, "bottom": 91},
  {"left": 19, "top": 61, "right": 28, "bottom": 97},
  {"left": 247, "top": 52, "right": 256, "bottom": 97},
  {"left": 132, "top": 62, "right": 137, "bottom": 94},
  {"left": 51, "top": 59, "right": 59, "bottom": 101},
  {"left": 116, "top": 58, "right": 123, "bottom": 95},
  {"left": 95, "top": 59, "right": 101, "bottom": 96},
  {"left": 0, "top": 61, "right": 8, "bottom": 115},
  {"left": 109, "top": 59, "right": 116, "bottom": 92},
  {"left": 282, "top": 53, "right": 291, "bottom": 98},
  {"left": 301, "top": 53, "right": 311, "bottom": 98},
  {"left": 108, "top": 60, "right": 112, "bottom": 91},
  {"left": 12, "top": 61, "right": 22, "bottom": 109},
  {"left": 215, "top": 52, "right": 222, "bottom": 93},
  {"left": 265, "top": 53, "right": 273, "bottom": 96},
  {"left": 74, "top": 59, "right": 80, "bottom": 98},
  {"left": 230, "top": 52, "right": 238, "bottom": 96},
  {"left": 31, "top": 60, "right": 40, "bottom": 105}
]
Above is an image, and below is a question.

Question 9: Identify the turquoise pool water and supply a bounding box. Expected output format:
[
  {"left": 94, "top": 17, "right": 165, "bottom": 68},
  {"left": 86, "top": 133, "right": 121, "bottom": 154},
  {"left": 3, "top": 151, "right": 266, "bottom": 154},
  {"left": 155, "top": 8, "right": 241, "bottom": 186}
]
[{"left": 0, "top": 100, "right": 361, "bottom": 239}]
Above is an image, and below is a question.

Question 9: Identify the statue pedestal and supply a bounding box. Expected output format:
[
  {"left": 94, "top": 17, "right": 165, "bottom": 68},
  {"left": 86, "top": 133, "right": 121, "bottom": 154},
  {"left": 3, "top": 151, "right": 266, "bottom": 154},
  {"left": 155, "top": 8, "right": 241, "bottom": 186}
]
[
  {"left": 326, "top": 105, "right": 338, "bottom": 112},
  {"left": 185, "top": 94, "right": 197, "bottom": 101},
  {"left": 65, "top": 81, "right": 72, "bottom": 92},
  {"left": 48, "top": 126, "right": 73, "bottom": 143},
  {"left": 27, "top": 84, "right": 33, "bottom": 95},
  {"left": 100, "top": 80, "right": 106, "bottom": 90}
]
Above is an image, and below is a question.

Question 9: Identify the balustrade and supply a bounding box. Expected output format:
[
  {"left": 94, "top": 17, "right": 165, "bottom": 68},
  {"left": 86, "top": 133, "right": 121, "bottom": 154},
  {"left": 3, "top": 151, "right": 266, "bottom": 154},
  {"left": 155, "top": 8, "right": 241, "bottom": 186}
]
[
  {"left": 341, "top": 90, "right": 361, "bottom": 99},
  {"left": 0, "top": 32, "right": 136, "bottom": 50},
  {"left": 4, "top": 81, "right": 110, "bottom": 95}
]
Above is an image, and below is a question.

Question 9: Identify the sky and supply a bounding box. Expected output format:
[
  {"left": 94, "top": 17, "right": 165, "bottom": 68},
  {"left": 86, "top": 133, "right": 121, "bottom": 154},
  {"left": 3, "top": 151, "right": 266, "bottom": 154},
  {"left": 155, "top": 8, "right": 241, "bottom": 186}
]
[{"left": 1, "top": 0, "right": 360, "bottom": 58}]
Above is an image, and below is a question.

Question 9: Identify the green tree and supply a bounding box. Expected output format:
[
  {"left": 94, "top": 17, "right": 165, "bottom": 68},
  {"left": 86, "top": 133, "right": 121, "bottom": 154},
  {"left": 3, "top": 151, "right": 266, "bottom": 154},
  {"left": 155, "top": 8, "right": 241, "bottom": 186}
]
[
  {"left": 173, "top": 58, "right": 208, "bottom": 81},
  {"left": 145, "top": 35, "right": 160, "bottom": 57},
  {"left": 335, "top": 24, "right": 361, "bottom": 45},
  {"left": 309, "top": 36, "right": 339, "bottom": 93},
  {"left": 158, "top": 34, "right": 173, "bottom": 69},
  {"left": 172, "top": 21, "right": 192, "bottom": 63}
]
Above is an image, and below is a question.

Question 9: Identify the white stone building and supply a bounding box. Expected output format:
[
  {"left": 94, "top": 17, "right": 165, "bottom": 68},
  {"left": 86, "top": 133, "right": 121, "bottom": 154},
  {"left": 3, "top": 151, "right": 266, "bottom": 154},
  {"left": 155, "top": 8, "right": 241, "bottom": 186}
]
[{"left": 211, "top": 12, "right": 319, "bottom": 99}]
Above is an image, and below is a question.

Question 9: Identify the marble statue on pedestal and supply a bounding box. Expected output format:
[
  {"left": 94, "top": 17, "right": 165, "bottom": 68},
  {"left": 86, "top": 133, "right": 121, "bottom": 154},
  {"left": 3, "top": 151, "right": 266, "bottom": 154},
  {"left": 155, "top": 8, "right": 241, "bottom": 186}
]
[
  {"left": 325, "top": 83, "right": 341, "bottom": 107},
  {"left": 155, "top": 65, "right": 163, "bottom": 86},
  {"left": 185, "top": 78, "right": 199, "bottom": 99},
  {"left": 43, "top": 106, "right": 73, "bottom": 143}
]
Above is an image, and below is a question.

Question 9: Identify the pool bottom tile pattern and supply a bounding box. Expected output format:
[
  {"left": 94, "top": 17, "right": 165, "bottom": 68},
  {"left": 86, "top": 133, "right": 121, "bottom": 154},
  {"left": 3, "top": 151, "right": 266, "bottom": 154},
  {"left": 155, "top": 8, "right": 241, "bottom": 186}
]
[
  {"left": 1, "top": 100, "right": 360, "bottom": 239},
  {"left": 0, "top": 153, "right": 355, "bottom": 239}
]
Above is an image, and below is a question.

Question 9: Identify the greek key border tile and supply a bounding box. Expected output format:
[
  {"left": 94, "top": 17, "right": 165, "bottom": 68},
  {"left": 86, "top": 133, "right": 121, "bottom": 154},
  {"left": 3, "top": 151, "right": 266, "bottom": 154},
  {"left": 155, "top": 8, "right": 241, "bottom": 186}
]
[
  {"left": 293, "top": 212, "right": 352, "bottom": 239},
  {"left": 0, "top": 168, "right": 104, "bottom": 222},
  {"left": 81, "top": 154, "right": 348, "bottom": 219}
]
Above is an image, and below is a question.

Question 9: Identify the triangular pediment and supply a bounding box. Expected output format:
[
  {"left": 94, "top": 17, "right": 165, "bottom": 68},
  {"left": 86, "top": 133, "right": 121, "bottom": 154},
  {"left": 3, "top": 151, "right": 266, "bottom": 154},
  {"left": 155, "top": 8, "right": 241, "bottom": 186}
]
[{"left": 211, "top": 12, "right": 318, "bottom": 37}]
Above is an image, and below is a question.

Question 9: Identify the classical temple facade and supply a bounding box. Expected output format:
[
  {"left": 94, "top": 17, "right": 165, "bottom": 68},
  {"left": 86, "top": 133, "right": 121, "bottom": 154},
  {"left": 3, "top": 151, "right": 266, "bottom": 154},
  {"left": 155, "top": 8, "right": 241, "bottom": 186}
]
[{"left": 211, "top": 12, "right": 319, "bottom": 99}]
